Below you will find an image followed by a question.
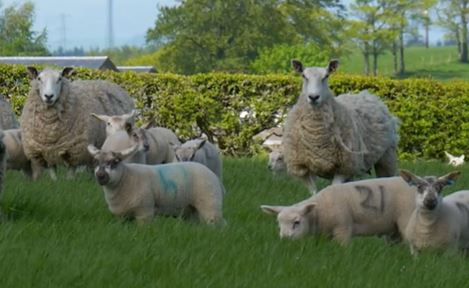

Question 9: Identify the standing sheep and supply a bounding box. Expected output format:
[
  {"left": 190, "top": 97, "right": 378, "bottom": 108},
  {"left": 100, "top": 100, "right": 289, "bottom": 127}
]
[
  {"left": 87, "top": 144, "right": 226, "bottom": 225},
  {"left": 173, "top": 139, "right": 223, "bottom": 180},
  {"left": 400, "top": 169, "right": 469, "bottom": 256},
  {"left": 261, "top": 176, "right": 416, "bottom": 244},
  {"left": 91, "top": 110, "right": 137, "bottom": 137},
  {"left": 20, "top": 67, "right": 134, "bottom": 180},
  {"left": 0, "top": 94, "right": 19, "bottom": 130},
  {"left": 283, "top": 59, "right": 399, "bottom": 193}
]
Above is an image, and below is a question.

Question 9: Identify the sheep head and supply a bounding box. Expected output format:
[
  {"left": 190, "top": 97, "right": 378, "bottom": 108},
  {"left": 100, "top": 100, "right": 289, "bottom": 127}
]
[
  {"left": 91, "top": 110, "right": 137, "bottom": 136},
  {"left": 87, "top": 144, "right": 138, "bottom": 186},
  {"left": 173, "top": 139, "right": 206, "bottom": 162},
  {"left": 27, "top": 66, "right": 74, "bottom": 107},
  {"left": 400, "top": 170, "right": 461, "bottom": 211},
  {"left": 291, "top": 59, "right": 338, "bottom": 107},
  {"left": 261, "top": 203, "right": 315, "bottom": 239}
]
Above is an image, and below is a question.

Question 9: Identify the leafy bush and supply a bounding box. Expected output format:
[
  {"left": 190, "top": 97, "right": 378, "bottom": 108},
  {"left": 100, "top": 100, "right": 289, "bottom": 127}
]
[{"left": 1, "top": 63, "right": 467, "bottom": 159}]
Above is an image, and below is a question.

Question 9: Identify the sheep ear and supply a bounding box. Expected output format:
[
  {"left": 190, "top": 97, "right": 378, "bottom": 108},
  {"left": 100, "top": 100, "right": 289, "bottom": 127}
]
[
  {"left": 87, "top": 144, "right": 100, "bottom": 157},
  {"left": 326, "top": 59, "right": 339, "bottom": 75},
  {"left": 62, "top": 67, "right": 74, "bottom": 77},
  {"left": 261, "top": 205, "right": 284, "bottom": 216},
  {"left": 116, "top": 144, "right": 139, "bottom": 160},
  {"left": 195, "top": 139, "right": 206, "bottom": 150},
  {"left": 123, "top": 109, "right": 137, "bottom": 121},
  {"left": 438, "top": 171, "right": 461, "bottom": 186},
  {"left": 291, "top": 59, "right": 303, "bottom": 73},
  {"left": 26, "top": 66, "right": 38, "bottom": 79},
  {"left": 300, "top": 203, "right": 316, "bottom": 216},
  {"left": 400, "top": 169, "right": 422, "bottom": 186},
  {"left": 141, "top": 118, "right": 156, "bottom": 130},
  {"left": 91, "top": 113, "right": 109, "bottom": 122}
]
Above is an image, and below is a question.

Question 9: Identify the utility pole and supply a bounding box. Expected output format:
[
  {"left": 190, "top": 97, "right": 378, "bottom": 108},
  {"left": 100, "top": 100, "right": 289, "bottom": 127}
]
[
  {"left": 59, "top": 13, "right": 69, "bottom": 51},
  {"left": 107, "top": 0, "right": 114, "bottom": 49}
]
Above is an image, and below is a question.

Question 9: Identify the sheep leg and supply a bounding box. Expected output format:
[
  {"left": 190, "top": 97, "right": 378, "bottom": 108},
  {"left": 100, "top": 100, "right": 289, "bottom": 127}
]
[
  {"left": 374, "top": 148, "right": 398, "bottom": 177},
  {"left": 66, "top": 167, "right": 76, "bottom": 180},
  {"left": 332, "top": 174, "right": 347, "bottom": 185},
  {"left": 30, "top": 158, "right": 44, "bottom": 181},
  {"left": 302, "top": 174, "right": 317, "bottom": 194},
  {"left": 48, "top": 165, "right": 58, "bottom": 181},
  {"left": 332, "top": 226, "right": 352, "bottom": 246}
]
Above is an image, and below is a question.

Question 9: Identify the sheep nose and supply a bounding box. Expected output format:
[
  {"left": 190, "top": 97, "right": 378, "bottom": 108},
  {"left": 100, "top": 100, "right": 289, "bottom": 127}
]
[
  {"left": 44, "top": 94, "right": 54, "bottom": 100},
  {"left": 424, "top": 198, "right": 438, "bottom": 210},
  {"left": 308, "top": 94, "right": 320, "bottom": 102}
]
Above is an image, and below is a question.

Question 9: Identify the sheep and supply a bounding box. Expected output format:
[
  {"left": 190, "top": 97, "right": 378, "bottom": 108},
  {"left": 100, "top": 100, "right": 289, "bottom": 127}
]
[
  {"left": 444, "top": 151, "right": 464, "bottom": 167},
  {"left": 261, "top": 176, "right": 416, "bottom": 244},
  {"left": 266, "top": 145, "right": 286, "bottom": 173},
  {"left": 0, "top": 94, "right": 19, "bottom": 130},
  {"left": 173, "top": 139, "right": 223, "bottom": 180},
  {"left": 400, "top": 169, "right": 469, "bottom": 256},
  {"left": 87, "top": 144, "right": 226, "bottom": 225},
  {"left": 91, "top": 110, "right": 137, "bottom": 136},
  {"left": 3, "top": 129, "right": 59, "bottom": 180},
  {"left": 20, "top": 66, "right": 135, "bottom": 180},
  {"left": 131, "top": 127, "right": 180, "bottom": 164},
  {"left": 283, "top": 59, "right": 399, "bottom": 194},
  {"left": 0, "top": 131, "right": 6, "bottom": 218}
]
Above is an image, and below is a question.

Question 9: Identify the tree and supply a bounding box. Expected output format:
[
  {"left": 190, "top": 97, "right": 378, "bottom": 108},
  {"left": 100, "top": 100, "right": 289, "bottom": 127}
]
[
  {"left": 0, "top": 1, "right": 48, "bottom": 56},
  {"left": 437, "top": 0, "right": 469, "bottom": 63},
  {"left": 250, "top": 43, "right": 331, "bottom": 74}
]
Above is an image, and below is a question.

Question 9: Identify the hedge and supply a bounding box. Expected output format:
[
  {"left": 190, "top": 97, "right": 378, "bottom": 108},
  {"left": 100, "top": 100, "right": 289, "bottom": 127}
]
[{"left": 0, "top": 63, "right": 468, "bottom": 159}]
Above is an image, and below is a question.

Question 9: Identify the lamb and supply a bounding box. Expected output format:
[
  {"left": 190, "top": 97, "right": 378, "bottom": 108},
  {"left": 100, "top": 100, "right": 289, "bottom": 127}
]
[
  {"left": 261, "top": 176, "right": 416, "bottom": 244},
  {"left": 91, "top": 110, "right": 137, "bottom": 136},
  {"left": 0, "top": 131, "right": 6, "bottom": 218},
  {"left": 131, "top": 127, "right": 180, "bottom": 164},
  {"left": 266, "top": 145, "right": 286, "bottom": 173},
  {"left": 400, "top": 169, "right": 469, "bottom": 256},
  {"left": 87, "top": 144, "right": 226, "bottom": 225},
  {"left": 20, "top": 67, "right": 135, "bottom": 180},
  {"left": 283, "top": 59, "right": 399, "bottom": 194},
  {"left": 0, "top": 94, "right": 19, "bottom": 129},
  {"left": 173, "top": 139, "right": 223, "bottom": 180}
]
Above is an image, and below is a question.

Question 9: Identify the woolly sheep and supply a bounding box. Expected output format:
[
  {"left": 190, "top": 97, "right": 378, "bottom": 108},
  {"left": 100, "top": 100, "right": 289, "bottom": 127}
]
[
  {"left": 3, "top": 129, "right": 60, "bottom": 180},
  {"left": 173, "top": 139, "right": 223, "bottom": 180},
  {"left": 91, "top": 110, "right": 137, "bottom": 137},
  {"left": 0, "top": 94, "right": 19, "bottom": 130},
  {"left": 0, "top": 131, "right": 6, "bottom": 217},
  {"left": 283, "top": 59, "right": 399, "bottom": 194},
  {"left": 20, "top": 67, "right": 135, "bottom": 180},
  {"left": 261, "top": 176, "right": 416, "bottom": 244},
  {"left": 87, "top": 144, "right": 226, "bottom": 225},
  {"left": 400, "top": 169, "right": 469, "bottom": 256}
]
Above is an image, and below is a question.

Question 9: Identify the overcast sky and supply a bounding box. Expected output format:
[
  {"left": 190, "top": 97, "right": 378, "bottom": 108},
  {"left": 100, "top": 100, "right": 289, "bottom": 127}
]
[{"left": 2, "top": 0, "right": 445, "bottom": 51}]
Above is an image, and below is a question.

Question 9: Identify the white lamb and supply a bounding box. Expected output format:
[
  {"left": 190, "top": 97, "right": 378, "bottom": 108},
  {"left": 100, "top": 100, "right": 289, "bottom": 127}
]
[
  {"left": 20, "top": 67, "right": 134, "bottom": 180},
  {"left": 261, "top": 176, "right": 416, "bottom": 244},
  {"left": 173, "top": 139, "right": 223, "bottom": 180},
  {"left": 283, "top": 60, "right": 399, "bottom": 194},
  {"left": 400, "top": 169, "right": 469, "bottom": 256},
  {"left": 266, "top": 145, "right": 286, "bottom": 173},
  {"left": 91, "top": 110, "right": 137, "bottom": 136},
  {"left": 443, "top": 151, "right": 464, "bottom": 167},
  {"left": 0, "top": 94, "right": 19, "bottom": 130},
  {"left": 131, "top": 127, "right": 180, "bottom": 164},
  {"left": 87, "top": 144, "right": 226, "bottom": 225}
]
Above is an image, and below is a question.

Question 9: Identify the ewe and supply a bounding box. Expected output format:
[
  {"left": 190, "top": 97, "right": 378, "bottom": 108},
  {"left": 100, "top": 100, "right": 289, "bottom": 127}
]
[
  {"left": 20, "top": 67, "right": 134, "bottom": 180},
  {"left": 283, "top": 59, "right": 399, "bottom": 193}
]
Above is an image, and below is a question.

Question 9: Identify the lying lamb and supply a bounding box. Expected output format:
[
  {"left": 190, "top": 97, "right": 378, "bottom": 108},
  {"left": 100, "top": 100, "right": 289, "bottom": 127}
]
[
  {"left": 0, "top": 94, "right": 19, "bottom": 130},
  {"left": 173, "top": 139, "right": 223, "bottom": 180},
  {"left": 444, "top": 151, "right": 464, "bottom": 167},
  {"left": 91, "top": 110, "right": 137, "bottom": 136},
  {"left": 87, "top": 144, "right": 226, "bottom": 225},
  {"left": 283, "top": 59, "right": 399, "bottom": 193},
  {"left": 400, "top": 169, "right": 469, "bottom": 256},
  {"left": 261, "top": 176, "right": 416, "bottom": 244},
  {"left": 20, "top": 67, "right": 134, "bottom": 180}
]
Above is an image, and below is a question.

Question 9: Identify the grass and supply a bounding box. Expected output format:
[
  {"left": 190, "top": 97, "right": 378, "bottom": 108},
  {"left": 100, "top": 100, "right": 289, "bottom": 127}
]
[
  {"left": 340, "top": 45, "right": 469, "bottom": 81},
  {"left": 1, "top": 158, "right": 469, "bottom": 287}
]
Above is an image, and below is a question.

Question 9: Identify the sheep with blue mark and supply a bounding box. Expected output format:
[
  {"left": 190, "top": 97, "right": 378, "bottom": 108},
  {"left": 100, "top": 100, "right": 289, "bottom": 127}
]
[{"left": 87, "top": 144, "right": 226, "bottom": 225}]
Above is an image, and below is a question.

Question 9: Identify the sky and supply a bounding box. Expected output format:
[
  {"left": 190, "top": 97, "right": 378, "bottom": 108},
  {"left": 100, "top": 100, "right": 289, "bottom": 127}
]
[
  {"left": 1, "top": 0, "right": 177, "bottom": 50},
  {"left": 2, "top": 0, "right": 445, "bottom": 51}
]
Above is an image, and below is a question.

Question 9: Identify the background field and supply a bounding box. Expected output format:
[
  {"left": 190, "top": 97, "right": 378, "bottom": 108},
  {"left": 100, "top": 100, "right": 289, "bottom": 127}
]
[
  {"left": 1, "top": 158, "right": 469, "bottom": 287},
  {"left": 340, "top": 45, "right": 469, "bottom": 81}
]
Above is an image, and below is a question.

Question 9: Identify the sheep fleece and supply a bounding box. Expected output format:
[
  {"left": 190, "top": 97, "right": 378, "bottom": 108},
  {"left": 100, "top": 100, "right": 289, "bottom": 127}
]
[{"left": 20, "top": 79, "right": 134, "bottom": 167}]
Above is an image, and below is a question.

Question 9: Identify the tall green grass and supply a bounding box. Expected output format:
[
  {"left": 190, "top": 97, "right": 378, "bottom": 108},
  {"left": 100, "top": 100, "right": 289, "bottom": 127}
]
[{"left": 1, "top": 158, "right": 469, "bottom": 287}]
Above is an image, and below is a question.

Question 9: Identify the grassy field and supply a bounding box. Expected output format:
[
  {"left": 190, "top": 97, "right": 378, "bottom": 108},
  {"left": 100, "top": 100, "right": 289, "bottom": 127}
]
[
  {"left": 340, "top": 45, "right": 469, "bottom": 80},
  {"left": 1, "top": 158, "right": 469, "bottom": 287}
]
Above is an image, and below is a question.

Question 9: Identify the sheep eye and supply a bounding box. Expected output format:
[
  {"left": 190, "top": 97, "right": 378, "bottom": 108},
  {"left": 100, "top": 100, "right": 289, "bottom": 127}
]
[
  {"left": 107, "top": 122, "right": 111, "bottom": 126},
  {"left": 37, "top": 77, "right": 42, "bottom": 81},
  {"left": 292, "top": 220, "right": 301, "bottom": 229},
  {"left": 57, "top": 77, "right": 62, "bottom": 82}
]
